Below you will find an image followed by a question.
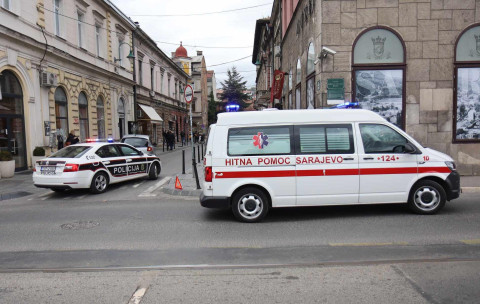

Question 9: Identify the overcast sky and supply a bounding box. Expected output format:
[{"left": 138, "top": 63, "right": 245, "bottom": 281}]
[{"left": 111, "top": 0, "right": 273, "bottom": 88}]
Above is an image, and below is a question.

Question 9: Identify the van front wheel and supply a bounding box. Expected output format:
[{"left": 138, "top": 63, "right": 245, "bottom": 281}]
[
  {"left": 408, "top": 180, "right": 446, "bottom": 214},
  {"left": 232, "top": 187, "right": 269, "bottom": 223}
]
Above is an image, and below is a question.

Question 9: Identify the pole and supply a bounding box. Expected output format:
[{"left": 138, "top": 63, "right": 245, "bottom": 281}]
[
  {"left": 197, "top": 144, "right": 200, "bottom": 163},
  {"left": 190, "top": 103, "right": 201, "bottom": 189},
  {"left": 201, "top": 143, "right": 204, "bottom": 160},
  {"left": 182, "top": 150, "right": 185, "bottom": 174}
]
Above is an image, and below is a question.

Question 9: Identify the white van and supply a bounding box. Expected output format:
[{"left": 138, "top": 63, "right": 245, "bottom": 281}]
[{"left": 200, "top": 109, "right": 460, "bottom": 222}]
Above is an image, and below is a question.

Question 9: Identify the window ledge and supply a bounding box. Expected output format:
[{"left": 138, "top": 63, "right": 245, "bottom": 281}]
[{"left": 1, "top": 6, "right": 18, "bottom": 17}]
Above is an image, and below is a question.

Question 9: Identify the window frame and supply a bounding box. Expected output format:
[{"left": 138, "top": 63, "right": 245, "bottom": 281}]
[
  {"left": 77, "top": 10, "right": 85, "bottom": 48},
  {"left": 227, "top": 125, "right": 295, "bottom": 157},
  {"left": 96, "top": 96, "right": 105, "bottom": 139},
  {"left": 453, "top": 23, "right": 480, "bottom": 143},
  {"left": 2, "top": 0, "right": 10, "bottom": 10},
  {"left": 78, "top": 92, "right": 89, "bottom": 140},
  {"left": 352, "top": 26, "right": 406, "bottom": 130},
  {"left": 294, "top": 124, "right": 355, "bottom": 155},
  {"left": 53, "top": 0, "right": 61, "bottom": 36},
  {"left": 95, "top": 24, "right": 101, "bottom": 57},
  {"left": 54, "top": 86, "right": 68, "bottom": 135}
]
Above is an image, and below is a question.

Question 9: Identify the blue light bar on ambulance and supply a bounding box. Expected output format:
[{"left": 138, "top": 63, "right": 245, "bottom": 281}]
[{"left": 226, "top": 104, "right": 240, "bottom": 112}]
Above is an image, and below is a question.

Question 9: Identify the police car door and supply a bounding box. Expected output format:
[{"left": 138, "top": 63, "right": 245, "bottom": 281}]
[
  {"left": 295, "top": 124, "right": 359, "bottom": 206},
  {"left": 117, "top": 144, "right": 148, "bottom": 178},
  {"left": 357, "top": 123, "right": 418, "bottom": 204},
  {"left": 95, "top": 144, "right": 127, "bottom": 181}
]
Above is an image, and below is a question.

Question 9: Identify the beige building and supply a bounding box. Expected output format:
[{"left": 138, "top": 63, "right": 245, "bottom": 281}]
[
  {"left": 253, "top": 0, "right": 480, "bottom": 175},
  {"left": 172, "top": 44, "right": 208, "bottom": 133},
  {"left": 134, "top": 28, "right": 190, "bottom": 145},
  {"left": 0, "top": 0, "right": 136, "bottom": 171}
]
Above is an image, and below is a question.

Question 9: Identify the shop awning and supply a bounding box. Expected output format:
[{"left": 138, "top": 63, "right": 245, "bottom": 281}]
[{"left": 139, "top": 104, "right": 163, "bottom": 122}]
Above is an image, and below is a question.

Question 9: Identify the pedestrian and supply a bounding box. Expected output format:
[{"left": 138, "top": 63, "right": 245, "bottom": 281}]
[
  {"left": 167, "top": 130, "right": 175, "bottom": 150},
  {"left": 57, "top": 133, "right": 64, "bottom": 150},
  {"left": 65, "top": 131, "right": 79, "bottom": 146},
  {"left": 180, "top": 130, "right": 186, "bottom": 146}
]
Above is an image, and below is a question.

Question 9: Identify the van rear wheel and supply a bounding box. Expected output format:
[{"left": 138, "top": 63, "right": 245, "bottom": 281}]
[
  {"left": 408, "top": 180, "right": 446, "bottom": 214},
  {"left": 232, "top": 187, "right": 269, "bottom": 223}
]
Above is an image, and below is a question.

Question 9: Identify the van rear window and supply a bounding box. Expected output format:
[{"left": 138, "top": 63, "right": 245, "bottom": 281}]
[{"left": 228, "top": 126, "right": 292, "bottom": 156}]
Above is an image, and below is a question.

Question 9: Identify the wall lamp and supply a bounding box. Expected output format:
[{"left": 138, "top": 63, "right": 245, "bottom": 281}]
[{"left": 114, "top": 42, "right": 135, "bottom": 64}]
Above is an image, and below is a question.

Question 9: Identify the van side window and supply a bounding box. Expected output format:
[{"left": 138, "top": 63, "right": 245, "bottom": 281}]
[
  {"left": 297, "top": 124, "right": 354, "bottom": 154},
  {"left": 360, "top": 124, "right": 408, "bottom": 153},
  {"left": 228, "top": 126, "right": 292, "bottom": 156}
]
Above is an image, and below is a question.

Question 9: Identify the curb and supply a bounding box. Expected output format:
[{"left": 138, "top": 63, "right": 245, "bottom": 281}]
[
  {"left": 161, "top": 187, "right": 202, "bottom": 197},
  {"left": 461, "top": 187, "right": 480, "bottom": 193}
]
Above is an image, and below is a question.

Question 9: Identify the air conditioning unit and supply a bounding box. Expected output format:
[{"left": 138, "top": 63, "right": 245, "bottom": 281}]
[
  {"left": 274, "top": 45, "right": 281, "bottom": 57},
  {"left": 40, "top": 72, "right": 58, "bottom": 87},
  {"left": 149, "top": 90, "right": 155, "bottom": 97}
]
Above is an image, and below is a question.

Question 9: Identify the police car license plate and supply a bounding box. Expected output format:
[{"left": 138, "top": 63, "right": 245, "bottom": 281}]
[{"left": 40, "top": 166, "right": 56, "bottom": 175}]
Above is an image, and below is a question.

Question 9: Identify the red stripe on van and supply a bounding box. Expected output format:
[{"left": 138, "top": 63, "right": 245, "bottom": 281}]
[
  {"left": 360, "top": 167, "right": 418, "bottom": 175},
  {"left": 214, "top": 166, "right": 449, "bottom": 179},
  {"left": 419, "top": 167, "right": 451, "bottom": 174}
]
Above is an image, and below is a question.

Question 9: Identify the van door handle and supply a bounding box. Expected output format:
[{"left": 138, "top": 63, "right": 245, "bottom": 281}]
[
  {"left": 343, "top": 157, "right": 354, "bottom": 161},
  {"left": 363, "top": 157, "right": 374, "bottom": 160}
]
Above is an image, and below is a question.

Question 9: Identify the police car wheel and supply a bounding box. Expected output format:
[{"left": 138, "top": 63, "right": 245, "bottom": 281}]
[
  {"left": 232, "top": 187, "right": 269, "bottom": 223},
  {"left": 148, "top": 163, "right": 160, "bottom": 180},
  {"left": 90, "top": 172, "right": 109, "bottom": 194},
  {"left": 408, "top": 180, "right": 446, "bottom": 215}
]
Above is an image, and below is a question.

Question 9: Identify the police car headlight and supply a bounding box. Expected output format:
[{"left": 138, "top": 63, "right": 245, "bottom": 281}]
[{"left": 445, "top": 161, "right": 456, "bottom": 171}]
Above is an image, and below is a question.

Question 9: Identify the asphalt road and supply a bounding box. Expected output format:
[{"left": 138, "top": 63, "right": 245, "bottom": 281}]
[{"left": 1, "top": 147, "right": 479, "bottom": 303}]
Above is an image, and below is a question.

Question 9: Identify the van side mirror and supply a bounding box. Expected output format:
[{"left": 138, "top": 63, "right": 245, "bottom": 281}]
[{"left": 404, "top": 143, "right": 418, "bottom": 154}]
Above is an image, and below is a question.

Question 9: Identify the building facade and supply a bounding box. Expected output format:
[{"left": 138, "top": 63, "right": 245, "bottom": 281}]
[
  {"left": 134, "top": 28, "right": 190, "bottom": 145},
  {"left": 253, "top": 0, "right": 480, "bottom": 175},
  {"left": 0, "top": 0, "right": 135, "bottom": 171},
  {"left": 172, "top": 45, "right": 208, "bottom": 133}
]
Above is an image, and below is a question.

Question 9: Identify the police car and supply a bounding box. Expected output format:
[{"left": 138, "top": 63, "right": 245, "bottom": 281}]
[{"left": 33, "top": 141, "right": 161, "bottom": 194}]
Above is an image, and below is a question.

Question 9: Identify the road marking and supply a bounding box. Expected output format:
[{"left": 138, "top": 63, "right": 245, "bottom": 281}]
[
  {"left": 38, "top": 192, "right": 53, "bottom": 198},
  {"left": 329, "top": 242, "right": 409, "bottom": 247},
  {"left": 138, "top": 177, "right": 171, "bottom": 197},
  {"left": 133, "top": 180, "right": 145, "bottom": 188},
  {"left": 460, "top": 239, "right": 480, "bottom": 245},
  {"left": 127, "top": 287, "right": 148, "bottom": 304}
]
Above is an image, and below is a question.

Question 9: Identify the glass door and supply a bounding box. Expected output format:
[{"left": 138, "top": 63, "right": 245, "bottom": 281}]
[{"left": 0, "top": 116, "right": 27, "bottom": 170}]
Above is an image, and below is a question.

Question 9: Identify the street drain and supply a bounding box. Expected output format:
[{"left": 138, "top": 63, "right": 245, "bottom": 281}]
[{"left": 60, "top": 221, "right": 99, "bottom": 230}]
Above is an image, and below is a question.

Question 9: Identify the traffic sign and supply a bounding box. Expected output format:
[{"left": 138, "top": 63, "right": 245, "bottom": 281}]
[{"left": 184, "top": 85, "right": 194, "bottom": 104}]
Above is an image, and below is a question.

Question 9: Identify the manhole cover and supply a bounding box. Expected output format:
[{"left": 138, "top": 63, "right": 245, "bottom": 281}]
[{"left": 60, "top": 221, "right": 99, "bottom": 230}]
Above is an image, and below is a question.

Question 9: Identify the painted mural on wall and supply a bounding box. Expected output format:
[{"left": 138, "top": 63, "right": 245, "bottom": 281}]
[
  {"left": 456, "top": 68, "right": 480, "bottom": 140},
  {"left": 355, "top": 70, "right": 403, "bottom": 128}
]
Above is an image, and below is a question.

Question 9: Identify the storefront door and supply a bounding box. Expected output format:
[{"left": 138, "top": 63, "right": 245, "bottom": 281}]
[{"left": 0, "top": 70, "right": 27, "bottom": 171}]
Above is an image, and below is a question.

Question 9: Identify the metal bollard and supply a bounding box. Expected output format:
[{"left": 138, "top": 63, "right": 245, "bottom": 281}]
[
  {"left": 197, "top": 144, "right": 200, "bottom": 163},
  {"left": 182, "top": 150, "right": 185, "bottom": 174},
  {"left": 193, "top": 146, "right": 196, "bottom": 164},
  {"left": 201, "top": 144, "right": 204, "bottom": 160}
]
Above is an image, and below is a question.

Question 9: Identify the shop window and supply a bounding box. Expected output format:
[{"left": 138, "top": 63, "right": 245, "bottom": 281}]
[
  {"left": 78, "top": 92, "right": 88, "bottom": 141},
  {"left": 454, "top": 24, "right": 480, "bottom": 141},
  {"left": 54, "top": 87, "right": 68, "bottom": 137},
  {"left": 353, "top": 27, "right": 406, "bottom": 128},
  {"left": 97, "top": 96, "right": 105, "bottom": 139}
]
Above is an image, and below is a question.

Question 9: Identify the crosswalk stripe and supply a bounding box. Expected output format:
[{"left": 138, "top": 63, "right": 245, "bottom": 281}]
[{"left": 138, "top": 177, "right": 171, "bottom": 197}]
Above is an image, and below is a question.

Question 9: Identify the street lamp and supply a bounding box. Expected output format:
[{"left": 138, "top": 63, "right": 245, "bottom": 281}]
[{"left": 114, "top": 42, "right": 135, "bottom": 65}]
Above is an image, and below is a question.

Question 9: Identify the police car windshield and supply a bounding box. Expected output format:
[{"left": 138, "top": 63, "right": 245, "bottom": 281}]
[
  {"left": 49, "top": 146, "right": 91, "bottom": 158},
  {"left": 122, "top": 138, "right": 148, "bottom": 147}
]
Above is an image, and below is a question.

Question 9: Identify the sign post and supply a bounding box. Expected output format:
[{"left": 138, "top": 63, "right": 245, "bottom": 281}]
[{"left": 184, "top": 85, "right": 200, "bottom": 189}]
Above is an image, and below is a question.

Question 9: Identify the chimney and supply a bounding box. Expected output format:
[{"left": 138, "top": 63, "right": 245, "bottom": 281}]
[{"left": 197, "top": 50, "right": 203, "bottom": 56}]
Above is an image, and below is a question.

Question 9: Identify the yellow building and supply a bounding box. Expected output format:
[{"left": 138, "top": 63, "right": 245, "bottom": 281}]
[{"left": 0, "top": 0, "right": 135, "bottom": 171}]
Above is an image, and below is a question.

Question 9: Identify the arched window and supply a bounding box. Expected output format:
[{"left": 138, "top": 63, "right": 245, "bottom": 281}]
[
  {"left": 118, "top": 97, "right": 125, "bottom": 138},
  {"left": 0, "top": 70, "right": 23, "bottom": 115},
  {"left": 296, "top": 58, "right": 301, "bottom": 109},
  {"left": 54, "top": 87, "right": 68, "bottom": 137},
  {"left": 96, "top": 96, "right": 105, "bottom": 139},
  {"left": 307, "top": 42, "right": 315, "bottom": 109},
  {"left": 352, "top": 27, "right": 406, "bottom": 128},
  {"left": 454, "top": 24, "right": 480, "bottom": 142},
  {"left": 78, "top": 92, "right": 88, "bottom": 141}
]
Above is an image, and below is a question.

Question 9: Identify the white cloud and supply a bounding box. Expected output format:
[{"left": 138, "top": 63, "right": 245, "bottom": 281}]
[{"left": 111, "top": 0, "right": 273, "bottom": 88}]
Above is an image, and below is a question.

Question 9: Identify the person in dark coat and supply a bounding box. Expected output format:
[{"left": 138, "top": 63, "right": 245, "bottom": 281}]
[
  {"left": 167, "top": 130, "right": 175, "bottom": 150},
  {"left": 180, "top": 131, "right": 186, "bottom": 146},
  {"left": 66, "top": 131, "right": 79, "bottom": 146}
]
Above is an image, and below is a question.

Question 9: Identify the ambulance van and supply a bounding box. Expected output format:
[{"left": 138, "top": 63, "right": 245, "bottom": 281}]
[{"left": 200, "top": 109, "right": 460, "bottom": 222}]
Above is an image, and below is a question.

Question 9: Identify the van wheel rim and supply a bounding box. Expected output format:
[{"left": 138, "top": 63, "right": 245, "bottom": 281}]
[
  {"left": 238, "top": 194, "right": 263, "bottom": 219},
  {"left": 414, "top": 187, "right": 440, "bottom": 211},
  {"left": 95, "top": 175, "right": 107, "bottom": 191}
]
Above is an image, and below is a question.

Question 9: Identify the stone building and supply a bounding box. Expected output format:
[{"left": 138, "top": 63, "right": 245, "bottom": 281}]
[
  {"left": 252, "top": 0, "right": 480, "bottom": 175},
  {"left": 134, "top": 28, "right": 189, "bottom": 145},
  {"left": 171, "top": 44, "right": 208, "bottom": 134},
  {"left": 252, "top": 18, "right": 273, "bottom": 109},
  {"left": 0, "top": 0, "right": 135, "bottom": 171}
]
